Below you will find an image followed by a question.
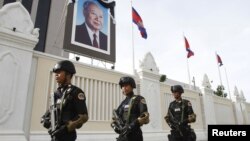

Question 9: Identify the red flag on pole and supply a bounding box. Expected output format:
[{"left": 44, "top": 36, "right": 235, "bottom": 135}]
[
  {"left": 132, "top": 7, "right": 147, "bottom": 39},
  {"left": 216, "top": 54, "right": 223, "bottom": 66},
  {"left": 184, "top": 36, "right": 194, "bottom": 58}
]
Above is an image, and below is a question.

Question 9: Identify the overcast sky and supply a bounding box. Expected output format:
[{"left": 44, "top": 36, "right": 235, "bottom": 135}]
[{"left": 113, "top": 0, "right": 250, "bottom": 102}]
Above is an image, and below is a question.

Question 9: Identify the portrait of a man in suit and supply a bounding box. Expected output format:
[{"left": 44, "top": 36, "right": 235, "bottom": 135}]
[{"left": 75, "top": 0, "right": 108, "bottom": 51}]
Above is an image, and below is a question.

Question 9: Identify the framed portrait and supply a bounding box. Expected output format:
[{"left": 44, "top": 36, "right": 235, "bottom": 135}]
[{"left": 63, "top": 0, "right": 116, "bottom": 63}]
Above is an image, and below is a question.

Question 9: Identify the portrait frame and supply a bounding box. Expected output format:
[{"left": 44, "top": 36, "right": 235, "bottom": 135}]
[{"left": 63, "top": 0, "right": 116, "bottom": 63}]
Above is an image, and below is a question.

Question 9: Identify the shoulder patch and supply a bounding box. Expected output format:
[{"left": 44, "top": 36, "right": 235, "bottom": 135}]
[
  {"left": 141, "top": 98, "right": 147, "bottom": 104},
  {"left": 188, "top": 101, "right": 192, "bottom": 106},
  {"left": 78, "top": 93, "right": 85, "bottom": 100}
]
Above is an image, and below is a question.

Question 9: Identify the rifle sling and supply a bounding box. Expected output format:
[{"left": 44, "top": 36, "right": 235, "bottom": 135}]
[
  {"left": 59, "top": 86, "right": 75, "bottom": 124},
  {"left": 126, "top": 95, "right": 137, "bottom": 124},
  {"left": 181, "top": 99, "right": 185, "bottom": 123}
]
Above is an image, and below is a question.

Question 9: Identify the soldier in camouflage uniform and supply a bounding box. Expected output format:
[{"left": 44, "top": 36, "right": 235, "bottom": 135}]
[
  {"left": 165, "top": 85, "right": 196, "bottom": 141},
  {"left": 41, "top": 60, "right": 88, "bottom": 141},
  {"left": 112, "top": 76, "right": 150, "bottom": 141}
]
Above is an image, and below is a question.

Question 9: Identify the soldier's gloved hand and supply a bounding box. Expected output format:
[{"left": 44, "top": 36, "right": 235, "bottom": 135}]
[
  {"left": 50, "top": 125, "right": 68, "bottom": 138},
  {"left": 43, "top": 119, "right": 51, "bottom": 129},
  {"left": 40, "top": 111, "right": 51, "bottom": 129},
  {"left": 111, "top": 121, "right": 121, "bottom": 134},
  {"left": 120, "top": 125, "right": 132, "bottom": 136},
  {"left": 138, "top": 112, "right": 150, "bottom": 125},
  {"left": 114, "top": 127, "right": 121, "bottom": 134}
]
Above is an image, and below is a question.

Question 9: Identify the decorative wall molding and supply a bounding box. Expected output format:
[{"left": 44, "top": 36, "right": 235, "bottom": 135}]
[{"left": 0, "top": 51, "right": 19, "bottom": 124}]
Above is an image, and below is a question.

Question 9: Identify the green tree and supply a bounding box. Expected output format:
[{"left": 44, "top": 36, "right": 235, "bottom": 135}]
[
  {"left": 214, "top": 85, "right": 227, "bottom": 97},
  {"left": 159, "top": 74, "right": 167, "bottom": 82}
]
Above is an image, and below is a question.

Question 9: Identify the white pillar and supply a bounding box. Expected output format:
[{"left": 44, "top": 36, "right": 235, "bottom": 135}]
[
  {"left": 201, "top": 74, "right": 217, "bottom": 125},
  {"left": 137, "top": 52, "right": 162, "bottom": 131},
  {"left": 0, "top": 2, "right": 39, "bottom": 141},
  {"left": 199, "top": 74, "right": 216, "bottom": 141},
  {"left": 233, "top": 86, "right": 248, "bottom": 124}
]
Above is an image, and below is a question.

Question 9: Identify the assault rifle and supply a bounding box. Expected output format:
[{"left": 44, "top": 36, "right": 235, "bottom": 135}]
[
  {"left": 48, "top": 92, "right": 69, "bottom": 140},
  {"left": 111, "top": 110, "right": 148, "bottom": 141},
  {"left": 40, "top": 93, "right": 59, "bottom": 141},
  {"left": 111, "top": 109, "right": 124, "bottom": 132},
  {"left": 111, "top": 109, "right": 129, "bottom": 141},
  {"left": 168, "top": 110, "right": 183, "bottom": 136}
]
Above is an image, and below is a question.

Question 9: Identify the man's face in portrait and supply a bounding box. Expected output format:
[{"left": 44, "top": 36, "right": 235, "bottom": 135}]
[{"left": 84, "top": 4, "right": 104, "bottom": 33}]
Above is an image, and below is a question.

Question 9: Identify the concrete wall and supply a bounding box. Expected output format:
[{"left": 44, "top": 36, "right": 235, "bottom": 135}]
[{"left": 27, "top": 51, "right": 250, "bottom": 141}]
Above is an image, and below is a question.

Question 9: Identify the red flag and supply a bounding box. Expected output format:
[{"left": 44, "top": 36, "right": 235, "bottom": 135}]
[
  {"left": 184, "top": 36, "right": 194, "bottom": 58},
  {"left": 216, "top": 54, "right": 223, "bottom": 66},
  {"left": 132, "top": 7, "right": 147, "bottom": 39}
]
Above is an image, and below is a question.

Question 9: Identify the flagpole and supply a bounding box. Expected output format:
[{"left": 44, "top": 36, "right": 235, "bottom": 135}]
[
  {"left": 224, "top": 67, "right": 232, "bottom": 100},
  {"left": 131, "top": 0, "right": 135, "bottom": 74},
  {"left": 217, "top": 62, "right": 223, "bottom": 86},
  {"left": 186, "top": 58, "right": 192, "bottom": 89}
]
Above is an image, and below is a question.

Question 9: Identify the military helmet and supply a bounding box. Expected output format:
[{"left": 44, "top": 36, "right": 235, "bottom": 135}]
[
  {"left": 53, "top": 60, "right": 76, "bottom": 74},
  {"left": 119, "top": 76, "right": 136, "bottom": 89},
  {"left": 171, "top": 85, "right": 184, "bottom": 94}
]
